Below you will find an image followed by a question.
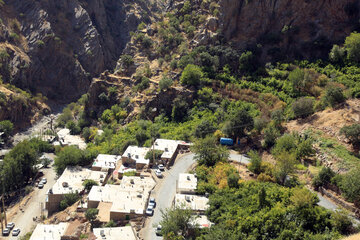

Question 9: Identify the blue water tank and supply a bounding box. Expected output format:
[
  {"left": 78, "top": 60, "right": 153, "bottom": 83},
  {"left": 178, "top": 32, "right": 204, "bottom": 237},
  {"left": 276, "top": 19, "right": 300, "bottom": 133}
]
[{"left": 220, "top": 138, "right": 234, "bottom": 146}]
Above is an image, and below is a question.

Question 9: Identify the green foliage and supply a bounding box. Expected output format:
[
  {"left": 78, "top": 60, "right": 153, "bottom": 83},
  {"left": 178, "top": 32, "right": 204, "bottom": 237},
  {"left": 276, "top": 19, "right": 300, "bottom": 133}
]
[
  {"left": 159, "top": 206, "right": 196, "bottom": 239},
  {"left": 331, "top": 210, "right": 353, "bottom": 235},
  {"left": 171, "top": 96, "right": 189, "bottom": 122},
  {"left": 274, "top": 150, "right": 297, "bottom": 184},
  {"left": 137, "top": 22, "right": 146, "bottom": 31},
  {"left": 82, "top": 179, "right": 99, "bottom": 191},
  {"left": 344, "top": 32, "right": 360, "bottom": 64},
  {"left": 57, "top": 107, "right": 73, "bottom": 127},
  {"left": 59, "top": 192, "right": 80, "bottom": 210},
  {"left": 104, "top": 220, "right": 117, "bottom": 228},
  {"left": 66, "top": 120, "right": 81, "bottom": 135},
  {"left": 272, "top": 133, "right": 314, "bottom": 161},
  {"left": 180, "top": 64, "right": 203, "bottom": 86},
  {"left": 292, "top": 97, "right": 314, "bottom": 118},
  {"left": 227, "top": 172, "right": 240, "bottom": 188},
  {"left": 263, "top": 124, "right": 281, "bottom": 148},
  {"left": 192, "top": 136, "right": 229, "bottom": 167},
  {"left": 204, "top": 181, "right": 339, "bottom": 239},
  {"left": 54, "top": 146, "right": 94, "bottom": 175},
  {"left": 239, "top": 51, "right": 257, "bottom": 74},
  {"left": 289, "top": 68, "right": 305, "bottom": 94},
  {"left": 324, "top": 86, "right": 346, "bottom": 107},
  {"left": 145, "top": 149, "right": 163, "bottom": 162},
  {"left": 339, "top": 167, "right": 360, "bottom": 202},
  {"left": 223, "top": 108, "right": 254, "bottom": 138},
  {"left": 248, "top": 150, "right": 262, "bottom": 174},
  {"left": 339, "top": 124, "right": 360, "bottom": 146},
  {"left": 0, "top": 120, "right": 14, "bottom": 140},
  {"left": 329, "top": 45, "right": 345, "bottom": 65},
  {"left": 194, "top": 119, "right": 216, "bottom": 138},
  {"left": 120, "top": 54, "right": 134, "bottom": 68},
  {"left": 159, "top": 76, "right": 173, "bottom": 91},
  {"left": 85, "top": 208, "right": 99, "bottom": 222},
  {"left": 135, "top": 76, "right": 150, "bottom": 92},
  {"left": 123, "top": 170, "right": 137, "bottom": 177}
]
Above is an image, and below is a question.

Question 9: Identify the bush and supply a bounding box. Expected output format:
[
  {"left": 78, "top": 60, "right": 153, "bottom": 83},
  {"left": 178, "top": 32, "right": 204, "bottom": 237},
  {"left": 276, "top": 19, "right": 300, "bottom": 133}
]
[
  {"left": 83, "top": 179, "right": 99, "bottom": 191},
  {"left": 194, "top": 119, "right": 216, "bottom": 138},
  {"left": 145, "top": 150, "right": 163, "bottom": 162},
  {"left": 312, "top": 167, "right": 335, "bottom": 189},
  {"left": 292, "top": 97, "right": 314, "bottom": 118},
  {"left": 54, "top": 146, "right": 91, "bottom": 175},
  {"left": 159, "top": 76, "right": 173, "bottom": 91},
  {"left": 324, "top": 86, "right": 346, "bottom": 107},
  {"left": 227, "top": 173, "right": 240, "bottom": 188},
  {"left": 59, "top": 192, "right": 80, "bottom": 210},
  {"left": 0, "top": 120, "right": 14, "bottom": 140},
  {"left": 135, "top": 77, "right": 150, "bottom": 92},
  {"left": 66, "top": 120, "right": 81, "bottom": 135},
  {"left": 180, "top": 64, "right": 203, "bottom": 86},
  {"left": 263, "top": 124, "right": 281, "bottom": 148},
  {"left": 248, "top": 150, "right": 262, "bottom": 174},
  {"left": 344, "top": 32, "right": 360, "bottom": 64},
  {"left": 339, "top": 124, "right": 360, "bottom": 146},
  {"left": 120, "top": 55, "right": 134, "bottom": 68},
  {"left": 340, "top": 167, "right": 360, "bottom": 202}
]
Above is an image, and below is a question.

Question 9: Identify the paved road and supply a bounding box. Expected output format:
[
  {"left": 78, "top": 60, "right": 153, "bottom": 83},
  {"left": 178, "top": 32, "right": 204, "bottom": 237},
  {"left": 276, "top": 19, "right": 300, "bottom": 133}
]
[
  {"left": 229, "top": 153, "right": 250, "bottom": 165},
  {"left": 142, "top": 154, "right": 196, "bottom": 240},
  {"left": 8, "top": 163, "right": 57, "bottom": 239}
]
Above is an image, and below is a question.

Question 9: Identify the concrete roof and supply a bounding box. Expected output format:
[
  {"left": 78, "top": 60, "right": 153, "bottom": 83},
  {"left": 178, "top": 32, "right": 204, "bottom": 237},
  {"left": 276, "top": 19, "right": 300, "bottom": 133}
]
[
  {"left": 29, "top": 223, "right": 68, "bottom": 240},
  {"left": 51, "top": 166, "right": 106, "bottom": 194},
  {"left": 56, "top": 128, "right": 87, "bottom": 150},
  {"left": 122, "top": 146, "right": 150, "bottom": 165},
  {"left": 92, "top": 154, "right": 120, "bottom": 170},
  {"left": 178, "top": 174, "right": 197, "bottom": 192},
  {"left": 174, "top": 194, "right": 209, "bottom": 211},
  {"left": 88, "top": 176, "right": 155, "bottom": 214},
  {"left": 191, "top": 215, "right": 213, "bottom": 228},
  {"left": 93, "top": 227, "right": 137, "bottom": 240},
  {"left": 152, "top": 139, "right": 190, "bottom": 159}
]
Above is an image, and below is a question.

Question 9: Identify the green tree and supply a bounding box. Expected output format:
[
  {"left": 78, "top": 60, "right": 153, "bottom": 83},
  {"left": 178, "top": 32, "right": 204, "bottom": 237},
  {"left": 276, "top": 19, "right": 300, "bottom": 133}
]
[
  {"left": 340, "top": 167, "right": 360, "bottom": 202},
  {"left": 0, "top": 120, "right": 13, "bottom": 140},
  {"left": 180, "top": 64, "right": 203, "bottom": 86},
  {"left": 171, "top": 97, "right": 189, "bottom": 122},
  {"left": 331, "top": 210, "right": 353, "bottom": 235},
  {"left": 41, "top": 157, "right": 52, "bottom": 168},
  {"left": 159, "top": 206, "right": 196, "bottom": 240},
  {"left": 324, "top": 86, "right": 346, "bottom": 107},
  {"left": 223, "top": 109, "right": 253, "bottom": 138},
  {"left": 59, "top": 192, "right": 80, "bottom": 210},
  {"left": 239, "top": 51, "right": 257, "bottom": 74},
  {"left": 159, "top": 76, "right": 173, "bottom": 91},
  {"left": 83, "top": 179, "right": 99, "bottom": 191},
  {"left": 344, "top": 32, "right": 360, "bottom": 64},
  {"left": 263, "top": 124, "right": 281, "bottom": 148},
  {"left": 227, "top": 173, "right": 240, "bottom": 188},
  {"left": 274, "top": 151, "right": 297, "bottom": 185},
  {"left": 258, "top": 187, "right": 268, "bottom": 209},
  {"left": 85, "top": 208, "right": 99, "bottom": 226},
  {"left": 104, "top": 220, "right": 117, "bottom": 228},
  {"left": 54, "top": 146, "right": 85, "bottom": 175},
  {"left": 248, "top": 150, "right": 262, "bottom": 174},
  {"left": 145, "top": 150, "right": 164, "bottom": 162},
  {"left": 312, "top": 167, "right": 336, "bottom": 189},
  {"left": 292, "top": 97, "right": 314, "bottom": 119},
  {"left": 289, "top": 68, "right": 305, "bottom": 94},
  {"left": 194, "top": 119, "right": 216, "bottom": 138},
  {"left": 329, "top": 44, "right": 345, "bottom": 65},
  {"left": 66, "top": 120, "right": 81, "bottom": 135},
  {"left": 340, "top": 124, "right": 360, "bottom": 146},
  {"left": 121, "top": 54, "right": 134, "bottom": 68},
  {"left": 192, "top": 136, "right": 229, "bottom": 167}
]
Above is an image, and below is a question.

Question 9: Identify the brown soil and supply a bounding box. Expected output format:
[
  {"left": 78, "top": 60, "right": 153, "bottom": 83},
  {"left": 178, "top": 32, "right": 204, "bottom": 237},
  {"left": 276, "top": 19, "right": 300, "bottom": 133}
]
[{"left": 231, "top": 163, "right": 256, "bottom": 181}]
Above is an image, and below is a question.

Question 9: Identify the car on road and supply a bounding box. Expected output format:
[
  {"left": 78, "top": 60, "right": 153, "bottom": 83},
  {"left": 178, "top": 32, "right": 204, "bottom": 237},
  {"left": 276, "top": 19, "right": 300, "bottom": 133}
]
[
  {"left": 155, "top": 225, "right": 162, "bottom": 236},
  {"left": 148, "top": 198, "right": 156, "bottom": 208},
  {"left": 12, "top": 228, "right": 20, "bottom": 236},
  {"left": 2, "top": 228, "right": 10, "bottom": 236},
  {"left": 158, "top": 164, "right": 165, "bottom": 171},
  {"left": 6, "top": 222, "right": 15, "bottom": 230},
  {"left": 41, "top": 178, "right": 47, "bottom": 184},
  {"left": 38, "top": 182, "right": 44, "bottom": 189},
  {"left": 146, "top": 206, "right": 154, "bottom": 216},
  {"left": 155, "top": 169, "right": 163, "bottom": 178}
]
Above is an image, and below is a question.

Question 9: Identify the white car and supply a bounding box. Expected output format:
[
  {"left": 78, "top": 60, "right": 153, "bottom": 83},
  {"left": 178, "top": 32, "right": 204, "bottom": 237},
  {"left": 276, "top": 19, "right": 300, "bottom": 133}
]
[
  {"left": 6, "top": 222, "right": 15, "bottom": 230},
  {"left": 155, "top": 169, "right": 163, "bottom": 178},
  {"left": 148, "top": 198, "right": 156, "bottom": 208},
  {"left": 38, "top": 183, "right": 44, "bottom": 189},
  {"left": 155, "top": 225, "right": 162, "bottom": 236},
  {"left": 158, "top": 164, "right": 165, "bottom": 171},
  {"left": 12, "top": 228, "right": 20, "bottom": 236},
  {"left": 146, "top": 206, "right": 154, "bottom": 216},
  {"left": 2, "top": 228, "right": 10, "bottom": 236},
  {"left": 41, "top": 178, "right": 47, "bottom": 184}
]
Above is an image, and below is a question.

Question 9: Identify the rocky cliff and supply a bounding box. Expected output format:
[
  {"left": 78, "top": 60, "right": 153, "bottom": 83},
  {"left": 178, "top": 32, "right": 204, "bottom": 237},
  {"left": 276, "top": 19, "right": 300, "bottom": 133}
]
[
  {"left": 0, "top": 0, "right": 158, "bottom": 102},
  {"left": 220, "top": 0, "right": 360, "bottom": 61}
]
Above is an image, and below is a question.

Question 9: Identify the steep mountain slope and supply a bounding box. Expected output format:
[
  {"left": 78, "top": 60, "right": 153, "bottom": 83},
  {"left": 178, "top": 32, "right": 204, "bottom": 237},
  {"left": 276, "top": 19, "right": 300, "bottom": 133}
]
[{"left": 221, "top": 0, "right": 360, "bottom": 61}]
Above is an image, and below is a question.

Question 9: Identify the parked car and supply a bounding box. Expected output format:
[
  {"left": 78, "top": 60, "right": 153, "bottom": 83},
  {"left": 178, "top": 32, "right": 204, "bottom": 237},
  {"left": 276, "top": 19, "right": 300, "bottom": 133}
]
[
  {"left": 146, "top": 206, "right": 154, "bottom": 216},
  {"left": 41, "top": 178, "right": 47, "bottom": 184},
  {"left": 12, "top": 228, "right": 20, "bottom": 236},
  {"left": 155, "top": 169, "right": 163, "bottom": 178},
  {"left": 6, "top": 222, "right": 15, "bottom": 230},
  {"left": 38, "top": 183, "right": 44, "bottom": 189},
  {"left": 155, "top": 225, "right": 162, "bottom": 236},
  {"left": 2, "top": 228, "right": 10, "bottom": 236},
  {"left": 148, "top": 198, "right": 156, "bottom": 208},
  {"left": 158, "top": 164, "right": 165, "bottom": 171}
]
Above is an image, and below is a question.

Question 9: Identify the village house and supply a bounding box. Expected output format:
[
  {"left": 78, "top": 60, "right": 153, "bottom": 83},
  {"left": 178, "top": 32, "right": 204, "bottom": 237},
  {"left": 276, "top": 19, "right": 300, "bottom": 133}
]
[
  {"left": 93, "top": 226, "right": 138, "bottom": 240},
  {"left": 91, "top": 154, "right": 120, "bottom": 172},
  {"left": 177, "top": 173, "right": 197, "bottom": 194}
]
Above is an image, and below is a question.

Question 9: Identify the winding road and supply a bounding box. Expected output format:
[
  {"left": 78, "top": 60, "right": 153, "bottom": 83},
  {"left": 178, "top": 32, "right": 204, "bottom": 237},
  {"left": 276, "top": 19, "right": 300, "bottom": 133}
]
[{"left": 141, "top": 153, "right": 196, "bottom": 240}]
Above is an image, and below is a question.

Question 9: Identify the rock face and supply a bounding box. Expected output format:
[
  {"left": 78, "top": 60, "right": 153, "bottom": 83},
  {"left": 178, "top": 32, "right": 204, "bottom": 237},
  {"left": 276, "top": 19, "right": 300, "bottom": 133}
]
[
  {"left": 0, "top": 0, "right": 154, "bottom": 101},
  {"left": 220, "top": 0, "right": 360, "bottom": 61}
]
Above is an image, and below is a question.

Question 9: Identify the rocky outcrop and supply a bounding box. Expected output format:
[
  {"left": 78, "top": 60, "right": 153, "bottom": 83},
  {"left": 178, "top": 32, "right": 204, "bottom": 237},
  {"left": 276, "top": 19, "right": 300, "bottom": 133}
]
[
  {"left": 220, "top": 0, "right": 360, "bottom": 61},
  {"left": 0, "top": 0, "right": 155, "bottom": 102}
]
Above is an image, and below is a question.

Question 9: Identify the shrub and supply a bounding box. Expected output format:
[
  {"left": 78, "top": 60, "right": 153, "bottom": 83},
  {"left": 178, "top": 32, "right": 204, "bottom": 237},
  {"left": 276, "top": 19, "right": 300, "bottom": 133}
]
[
  {"left": 227, "top": 173, "right": 240, "bottom": 188},
  {"left": 344, "top": 32, "right": 360, "bottom": 64},
  {"left": 194, "top": 119, "right": 216, "bottom": 138},
  {"left": 145, "top": 150, "right": 164, "bottom": 162},
  {"left": 248, "top": 150, "right": 262, "bottom": 174},
  {"left": 339, "top": 124, "right": 360, "bottom": 146},
  {"left": 120, "top": 55, "right": 134, "bottom": 68},
  {"left": 339, "top": 167, "right": 360, "bottom": 202},
  {"left": 159, "top": 76, "right": 173, "bottom": 91},
  {"left": 59, "top": 193, "right": 80, "bottom": 210},
  {"left": 83, "top": 179, "right": 99, "bottom": 191},
  {"left": 312, "top": 167, "right": 335, "bottom": 189},
  {"left": 66, "top": 120, "right": 81, "bottom": 135},
  {"left": 0, "top": 120, "right": 14, "bottom": 140},
  {"left": 324, "top": 86, "right": 345, "bottom": 107},
  {"left": 292, "top": 97, "right": 314, "bottom": 119},
  {"left": 180, "top": 64, "right": 203, "bottom": 86}
]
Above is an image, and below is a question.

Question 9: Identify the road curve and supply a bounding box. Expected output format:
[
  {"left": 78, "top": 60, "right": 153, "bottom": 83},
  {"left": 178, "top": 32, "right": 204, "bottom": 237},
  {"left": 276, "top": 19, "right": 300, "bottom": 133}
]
[{"left": 142, "top": 153, "right": 196, "bottom": 240}]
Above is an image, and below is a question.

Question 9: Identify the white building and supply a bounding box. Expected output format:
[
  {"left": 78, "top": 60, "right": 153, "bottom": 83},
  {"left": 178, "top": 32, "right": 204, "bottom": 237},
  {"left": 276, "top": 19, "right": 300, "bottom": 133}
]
[
  {"left": 177, "top": 173, "right": 197, "bottom": 194},
  {"left": 93, "top": 227, "right": 137, "bottom": 240},
  {"left": 152, "top": 139, "right": 191, "bottom": 166},
  {"left": 121, "top": 146, "right": 150, "bottom": 169},
  {"left": 174, "top": 194, "right": 209, "bottom": 213},
  {"left": 92, "top": 154, "right": 120, "bottom": 171},
  {"left": 29, "top": 223, "right": 69, "bottom": 240}
]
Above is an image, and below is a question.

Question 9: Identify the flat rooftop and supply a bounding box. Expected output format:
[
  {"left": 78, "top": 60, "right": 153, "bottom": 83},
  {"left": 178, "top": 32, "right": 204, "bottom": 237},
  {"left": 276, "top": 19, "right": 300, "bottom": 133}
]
[
  {"left": 93, "top": 227, "right": 137, "bottom": 240},
  {"left": 51, "top": 166, "right": 106, "bottom": 195},
  {"left": 88, "top": 176, "right": 155, "bottom": 214},
  {"left": 174, "top": 194, "right": 209, "bottom": 211},
  {"left": 29, "top": 223, "right": 68, "bottom": 240},
  {"left": 92, "top": 154, "right": 120, "bottom": 170},
  {"left": 153, "top": 139, "right": 190, "bottom": 159},
  {"left": 122, "top": 146, "right": 150, "bottom": 165},
  {"left": 178, "top": 174, "right": 197, "bottom": 192},
  {"left": 57, "top": 128, "right": 87, "bottom": 150},
  {"left": 191, "top": 215, "right": 213, "bottom": 228}
]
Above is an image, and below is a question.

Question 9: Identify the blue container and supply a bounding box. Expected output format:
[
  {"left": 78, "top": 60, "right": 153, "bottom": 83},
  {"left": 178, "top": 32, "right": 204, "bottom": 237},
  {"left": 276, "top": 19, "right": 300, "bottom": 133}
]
[{"left": 220, "top": 138, "right": 234, "bottom": 146}]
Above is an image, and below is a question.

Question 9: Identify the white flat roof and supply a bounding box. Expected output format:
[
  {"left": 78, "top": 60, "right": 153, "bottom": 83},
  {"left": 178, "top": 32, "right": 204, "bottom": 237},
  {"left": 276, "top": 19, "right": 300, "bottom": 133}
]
[
  {"left": 175, "top": 194, "right": 209, "bottom": 211},
  {"left": 122, "top": 146, "right": 150, "bottom": 165},
  {"left": 93, "top": 227, "right": 137, "bottom": 240},
  {"left": 88, "top": 176, "right": 155, "bottom": 214},
  {"left": 51, "top": 166, "right": 106, "bottom": 195},
  {"left": 191, "top": 215, "right": 213, "bottom": 228},
  {"left": 92, "top": 154, "right": 120, "bottom": 170},
  {"left": 57, "top": 129, "right": 87, "bottom": 150},
  {"left": 29, "top": 223, "right": 68, "bottom": 240},
  {"left": 178, "top": 174, "right": 197, "bottom": 192},
  {"left": 153, "top": 139, "right": 191, "bottom": 159}
]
